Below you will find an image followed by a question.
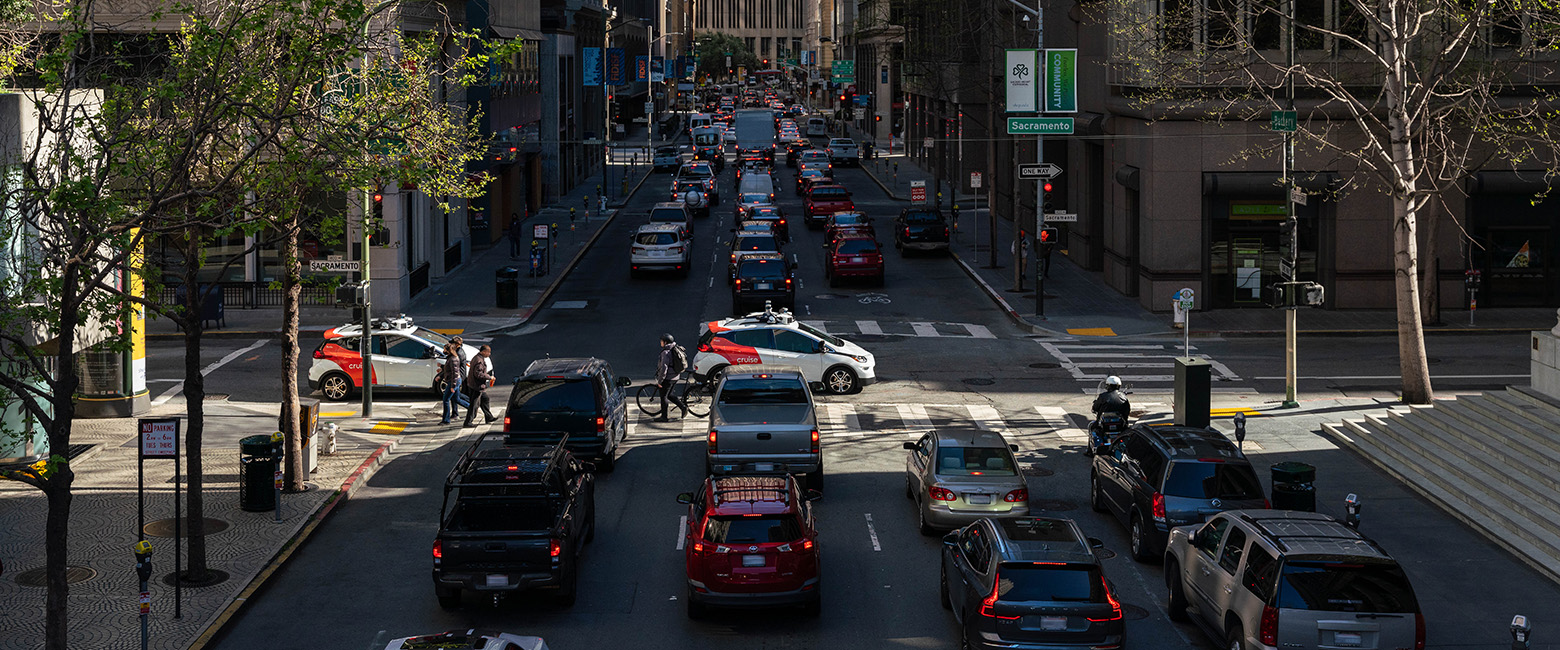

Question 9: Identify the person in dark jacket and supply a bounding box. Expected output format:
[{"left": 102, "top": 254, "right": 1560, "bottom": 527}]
[
  {"left": 655, "top": 334, "right": 689, "bottom": 422},
  {"left": 463, "top": 345, "right": 497, "bottom": 427},
  {"left": 438, "top": 342, "right": 468, "bottom": 425}
]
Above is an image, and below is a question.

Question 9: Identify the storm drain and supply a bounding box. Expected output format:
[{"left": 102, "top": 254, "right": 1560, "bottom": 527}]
[
  {"left": 1022, "top": 465, "right": 1055, "bottom": 478},
  {"left": 144, "top": 517, "right": 230, "bottom": 538},
  {"left": 14, "top": 566, "right": 95, "bottom": 587}
]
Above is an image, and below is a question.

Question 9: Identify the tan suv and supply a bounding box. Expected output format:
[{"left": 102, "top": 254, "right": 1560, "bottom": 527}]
[{"left": 1163, "top": 510, "right": 1424, "bottom": 650}]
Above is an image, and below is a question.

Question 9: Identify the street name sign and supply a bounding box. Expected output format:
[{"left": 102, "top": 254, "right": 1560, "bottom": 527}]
[
  {"left": 309, "top": 259, "right": 361, "bottom": 272},
  {"left": 1007, "top": 117, "right": 1074, "bottom": 135},
  {"left": 1270, "top": 111, "right": 1297, "bottom": 132},
  {"left": 1044, "top": 212, "right": 1078, "bottom": 222},
  {"left": 1018, "top": 163, "right": 1062, "bottom": 180},
  {"left": 1290, "top": 186, "right": 1307, "bottom": 206}
]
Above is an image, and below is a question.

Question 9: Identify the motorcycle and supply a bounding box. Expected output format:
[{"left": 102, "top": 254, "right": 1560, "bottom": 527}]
[{"left": 1084, "top": 377, "right": 1132, "bottom": 457}]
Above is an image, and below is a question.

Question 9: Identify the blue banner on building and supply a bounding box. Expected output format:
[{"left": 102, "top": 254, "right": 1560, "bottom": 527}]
[
  {"left": 636, "top": 55, "right": 648, "bottom": 82},
  {"left": 679, "top": 55, "right": 695, "bottom": 79},
  {"left": 606, "top": 48, "right": 627, "bottom": 85},
  {"left": 583, "top": 47, "right": 602, "bottom": 86},
  {"left": 650, "top": 57, "right": 664, "bottom": 83}
]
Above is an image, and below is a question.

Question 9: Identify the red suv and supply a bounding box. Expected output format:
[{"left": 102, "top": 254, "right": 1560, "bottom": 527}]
[
  {"left": 825, "top": 235, "right": 885, "bottom": 287},
  {"left": 677, "top": 475, "right": 822, "bottom": 618},
  {"left": 803, "top": 185, "right": 855, "bottom": 228}
]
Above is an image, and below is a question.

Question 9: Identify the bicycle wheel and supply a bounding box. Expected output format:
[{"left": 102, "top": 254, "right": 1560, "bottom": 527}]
[
  {"left": 681, "top": 382, "right": 711, "bottom": 418},
  {"left": 636, "top": 384, "right": 665, "bottom": 417}
]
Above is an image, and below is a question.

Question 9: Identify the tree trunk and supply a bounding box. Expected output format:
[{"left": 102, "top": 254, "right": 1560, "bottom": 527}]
[
  {"left": 1383, "top": 17, "right": 1433, "bottom": 405},
  {"left": 44, "top": 266, "right": 83, "bottom": 650},
  {"left": 182, "top": 237, "right": 210, "bottom": 579},
  {"left": 281, "top": 216, "right": 305, "bottom": 492},
  {"left": 1420, "top": 204, "right": 1441, "bottom": 325}
]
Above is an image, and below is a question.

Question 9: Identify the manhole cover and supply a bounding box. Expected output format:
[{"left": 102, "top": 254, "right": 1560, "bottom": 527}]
[
  {"left": 451, "top": 310, "right": 488, "bottom": 317},
  {"left": 1033, "top": 499, "right": 1075, "bottom": 512},
  {"left": 163, "top": 568, "right": 230, "bottom": 588},
  {"left": 204, "top": 394, "right": 229, "bottom": 401},
  {"left": 1094, "top": 548, "right": 1118, "bottom": 560},
  {"left": 1028, "top": 362, "right": 1060, "bottom": 369},
  {"left": 1023, "top": 465, "right": 1055, "bottom": 477},
  {"left": 813, "top": 293, "right": 851, "bottom": 300},
  {"left": 1122, "top": 604, "right": 1150, "bottom": 620},
  {"left": 961, "top": 378, "right": 995, "bottom": 386},
  {"left": 14, "top": 565, "right": 95, "bottom": 587},
  {"left": 144, "top": 517, "right": 230, "bottom": 538}
]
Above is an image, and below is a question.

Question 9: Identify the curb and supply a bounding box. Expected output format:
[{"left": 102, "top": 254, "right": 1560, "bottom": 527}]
[
  {"left": 949, "top": 251, "right": 1063, "bottom": 337},
  {"left": 859, "top": 162, "right": 910, "bottom": 202},
  {"left": 188, "top": 439, "right": 398, "bottom": 650}
]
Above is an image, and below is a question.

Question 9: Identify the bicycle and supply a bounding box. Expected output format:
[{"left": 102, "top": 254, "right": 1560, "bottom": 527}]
[{"left": 635, "top": 372, "right": 714, "bottom": 418}]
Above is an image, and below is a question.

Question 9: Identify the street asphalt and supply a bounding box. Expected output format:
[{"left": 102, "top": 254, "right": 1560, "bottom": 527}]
[{"left": 167, "top": 143, "right": 1560, "bottom": 649}]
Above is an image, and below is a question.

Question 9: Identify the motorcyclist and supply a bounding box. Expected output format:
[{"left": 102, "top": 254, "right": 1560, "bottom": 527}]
[{"left": 1090, "top": 376, "right": 1131, "bottom": 450}]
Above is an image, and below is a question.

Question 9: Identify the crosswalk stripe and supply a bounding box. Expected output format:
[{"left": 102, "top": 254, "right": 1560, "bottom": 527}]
[
  {"left": 821, "top": 403, "right": 861, "bottom": 437},
  {"left": 1035, "top": 406, "right": 1089, "bottom": 442},
  {"left": 963, "top": 324, "right": 997, "bottom": 339},
  {"left": 1050, "top": 344, "right": 1177, "bottom": 350},
  {"left": 896, "top": 404, "right": 932, "bottom": 432},
  {"left": 966, "top": 404, "right": 1007, "bottom": 434},
  {"left": 910, "top": 322, "right": 939, "bottom": 337},
  {"left": 856, "top": 320, "right": 884, "bottom": 335}
]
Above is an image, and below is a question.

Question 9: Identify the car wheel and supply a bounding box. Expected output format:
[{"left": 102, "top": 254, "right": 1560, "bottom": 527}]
[
  {"left": 584, "top": 503, "right": 597, "bottom": 544},
  {"left": 828, "top": 274, "right": 840, "bottom": 288},
  {"left": 597, "top": 446, "right": 617, "bottom": 473},
  {"left": 918, "top": 497, "right": 937, "bottom": 537},
  {"left": 1226, "top": 627, "right": 1244, "bottom": 650},
  {"left": 319, "top": 372, "right": 353, "bottom": 401},
  {"left": 1090, "top": 472, "right": 1108, "bottom": 513},
  {"left": 706, "top": 365, "right": 728, "bottom": 388},
  {"left": 823, "top": 366, "right": 858, "bottom": 395},
  {"left": 905, "top": 474, "right": 915, "bottom": 500},
  {"left": 435, "top": 586, "right": 461, "bottom": 611},
  {"left": 1166, "top": 559, "right": 1190, "bottom": 621},
  {"left": 556, "top": 560, "right": 579, "bottom": 607},
  {"left": 1130, "top": 513, "right": 1157, "bottom": 563},
  {"left": 806, "top": 468, "right": 823, "bottom": 491},
  {"left": 939, "top": 563, "right": 953, "bottom": 610},
  {"left": 803, "top": 590, "right": 822, "bottom": 617}
]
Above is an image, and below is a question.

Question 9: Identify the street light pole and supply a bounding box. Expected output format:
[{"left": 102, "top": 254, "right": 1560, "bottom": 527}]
[
  {"left": 1281, "top": 0, "right": 1299, "bottom": 408},
  {"left": 1005, "top": 0, "right": 1046, "bottom": 317}
]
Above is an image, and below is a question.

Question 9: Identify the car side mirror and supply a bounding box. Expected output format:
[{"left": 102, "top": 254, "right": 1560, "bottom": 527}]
[
  {"left": 676, "top": 492, "right": 694, "bottom": 504},
  {"left": 616, "top": 376, "right": 632, "bottom": 387},
  {"left": 1009, "top": 444, "right": 1019, "bottom": 452},
  {"left": 903, "top": 441, "right": 917, "bottom": 450},
  {"left": 511, "top": 376, "right": 521, "bottom": 385},
  {"left": 804, "top": 489, "right": 823, "bottom": 502},
  {"left": 942, "top": 531, "right": 959, "bottom": 548},
  {"left": 1190, "top": 528, "right": 1206, "bottom": 547},
  {"left": 426, "top": 348, "right": 441, "bottom": 359}
]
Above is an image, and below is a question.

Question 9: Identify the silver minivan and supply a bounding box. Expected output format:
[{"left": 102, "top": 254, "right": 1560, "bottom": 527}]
[{"left": 904, "top": 429, "right": 1029, "bottom": 535}]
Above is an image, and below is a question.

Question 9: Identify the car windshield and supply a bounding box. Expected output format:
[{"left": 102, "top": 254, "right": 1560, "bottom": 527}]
[
  {"left": 703, "top": 515, "right": 803, "bottom": 544},
  {"left": 903, "top": 211, "right": 944, "bottom": 224},
  {"left": 649, "top": 209, "right": 687, "bottom": 223},
  {"left": 414, "top": 327, "right": 452, "bottom": 346},
  {"left": 636, "top": 232, "right": 677, "bottom": 245},
  {"left": 680, "top": 166, "right": 712, "bottom": 178},
  {"left": 1162, "top": 461, "right": 1264, "bottom": 500},
  {"left": 737, "top": 259, "right": 785, "bottom": 280},
  {"left": 1275, "top": 562, "right": 1419, "bottom": 613},
  {"left": 740, "top": 193, "right": 770, "bottom": 204},
  {"left": 837, "top": 240, "right": 879, "bottom": 255},
  {"left": 997, "top": 564, "right": 1106, "bottom": 603},
  {"left": 718, "top": 377, "right": 808, "bottom": 404},
  {"left": 693, "top": 132, "right": 720, "bottom": 145},
  {"left": 511, "top": 379, "right": 596, "bottom": 412},
  {"left": 832, "top": 214, "right": 867, "bottom": 226},
  {"left": 811, "top": 188, "right": 847, "bottom": 199},
  {"left": 796, "top": 322, "right": 845, "bottom": 346},
  {"left": 735, "top": 236, "right": 778, "bottom": 252},
  {"left": 936, "top": 446, "right": 1017, "bottom": 476}
]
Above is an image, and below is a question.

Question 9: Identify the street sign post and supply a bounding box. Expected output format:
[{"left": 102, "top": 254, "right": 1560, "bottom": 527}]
[
  {"left": 910, "top": 180, "right": 927, "bottom": 204},
  {"left": 308, "top": 259, "right": 361, "bottom": 273},
  {"left": 1018, "top": 163, "right": 1062, "bottom": 180},
  {"left": 970, "top": 172, "right": 982, "bottom": 188},
  {"left": 1007, "top": 117, "right": 1074, "bottom": 135},
  {"left": 831, "top": 60, "right": 855, "bottom": 83},
  {"left": 1175, "top": 288, "right": 1195, "bottom": 356}
]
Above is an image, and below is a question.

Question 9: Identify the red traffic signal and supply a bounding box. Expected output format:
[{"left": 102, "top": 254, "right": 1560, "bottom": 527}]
[
  {"left": 1039, "top": 226, "right": 1058, "bottom": 244},
  {"left": 372, "top": 193, "right": 383, "bottom": 203},
  {"left": 1042, "top": 182, "right": 1053, "bottom": 193}
]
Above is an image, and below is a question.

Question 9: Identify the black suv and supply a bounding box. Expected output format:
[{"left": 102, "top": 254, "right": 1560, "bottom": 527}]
[
  {"left": 940, "top": 517, "right": 1125, "bottom": 650},
  {"left": 1089, "top": 425, "right": 1267, "bottom": 562},
  {"left": 731, "top": 252, "right": 795, "bottom": 312},
  {"left": 894, "top": 208, "right": 951, "bottom": 255},
  {"left": 503, "top": 358, "right": 632, "bottom": 471}
]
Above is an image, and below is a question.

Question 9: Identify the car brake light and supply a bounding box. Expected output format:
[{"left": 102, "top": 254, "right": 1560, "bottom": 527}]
[
  {"left": 503, "top": 416, "right": 511, "bottom": 428},
  {"left": 802, "top": 538, "right": 814, "bottom": 550},
  {"left": 312, "top": 349, "right": 324, "bottom": 359},
  {"left": 904, "top": 226, "right": 911, "bottom": 237},
  {"left": 698, "top": 343, "right": 711, "bottom": 352},
  {"left": 810, "top": 428, "right": 819, "bottom": 453},
  {"left": 596, "top": 417, "right": 606, "bottom": 433},
  {"left": 786, "top": 278, "right": 794, "bottom": 288},
  {"left": 734, "top": 279, "right": 742, "bottom": 288},
  {"left": 944, "top": 227, "right": 950, "bottom": 238},
  {"left": 1004, "top": 488, "right": 1028, "bottom": 503},
  {"left": 708, "top": 429, "right": 718, "bottom": 451},
  {"left": 1088, "top": 579, "right": 1124, "bottom": 621},
  {"left": 632, "top": 247, "right": 646, "bottom": 254},
  {"left": 549, "top": 538, "right": 561, "bottom": 558},
  {"left": 1259, "top": 604, "right": 1279, "bottom": 646},
  {"left": 432, "top": 539, "right": 442, "bottom": 560},
  {"left": 980, "top": 573, "right": 1020, "bottom": 619},
  {"left": 692, "top": 540, "right": 704, "bottom": 553},
  {"left": 929, "top": 486, "right": 956, "bottom": 501},
  {"left": 1414, "top": 613, "right": 1425, "bottom": 650},
  {"left": 1151, "top": 492, "right": 1167, "bottom": 521}
]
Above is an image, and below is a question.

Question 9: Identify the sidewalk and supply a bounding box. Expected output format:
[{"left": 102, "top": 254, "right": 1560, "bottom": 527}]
[{"left": 859, "top": 153, "right": 1559, "bottom": 338}]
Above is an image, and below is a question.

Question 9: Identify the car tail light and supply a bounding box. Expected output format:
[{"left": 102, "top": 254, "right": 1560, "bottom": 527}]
[
  {"left": 944, "top": 227, "right": 950, "bottom": 238},
  {"left": 432, "top": 539, "right": 442, "bottom": 561},
  {"left": 692, "top": 540, "right": 705, "bottom": 553},
  {"left": 979, "top": 573, "right": 1019, "bottom": 619},
  {"left": 549, "top": 538, "right": 562, "bottom": 558},
  {"left": 904, "top": 226, "right": 911, "bottom": 238},
  {"left": 779, "top": 219, "right": 786, "bottom": 225},
  {"left": 802, "top": 539, "right": 814, "bottom": 550},
  {"left": 929, "top": 486, "right": 956, "bottom": 501},
  {"left": 1414, "top": 613, "right": 1425, "bottom": 650},
  {"left": 596, "top": 417, "right": 606, "bottom": 433},
  {"left": 708, "top": 429, "right": 719, "bottom": 452},
  {"left": 1004, "top": 488, "right": 1028, "bottom": 503},
  {"left": 1151, "top": 492, "right": 1167, "bottom": 522},
  {"left": 734, "top": 279, "right": 742, "bottom": 289},
  {"left": 786, "top": 278, "right": 794, "bottom": 288},
  {"left": 810, "top": 428, "right": 819, "bottom": 453},
  {"left": 698, "top": 343, "right": 711, "bottom": 352},
  {"left": 1264, "top": 498, "right": 1272, "bottom": 509},
  {"left": 1259, "top": 604, "right": 1279, "bottom": 646},
  {"left": 312, "top": 349, "right": 324, "bottom": 359},
  {"left": 632, "top": 246, "right": 646, "bottom": 254},
  {"left": 1089, "top": 579, "right": 1124, "bottom": 621}
]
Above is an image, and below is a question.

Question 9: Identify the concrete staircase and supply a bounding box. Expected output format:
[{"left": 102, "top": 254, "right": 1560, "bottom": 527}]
[{"left": 1322, "top": 386, "right": 1560, "bottom": 583}]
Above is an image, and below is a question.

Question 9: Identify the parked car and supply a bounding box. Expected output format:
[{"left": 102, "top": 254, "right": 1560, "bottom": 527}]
[
  {"left": 731, "top": 253, "right": 795, "bottom": 312},
  {"left": 678, "top": 474, "right": 822, "bottom": 618},
  {"left": 802, "top": 185, "right": 855, "bottom": 228},
  {"left": 824, "top": 235, "right": 885, "bottom": 287},
  {"left": 894, "top": 208, "right": 951, "bottom": 255},
  {"left": 825, "top": 138, "right": 859, "bottom": 166},
  {"left": 630, "top": 223, "right": 690, "bottom": 278},
  {"left": 941, "top": 517, "right": 1124, "bottom": 650},
  {"left": 431, "top": 436, "right": 595, "bottom": 609},
  {"left": 309, "top": 315, "right": 481, "bottom": 401},
  {"left": 693, "top": 308, "right": 877, "bottom": 395},
  {"left": 503, "top": 357, "right": 632, "bottom": 471},
  {"left": 1164, "top": 510, "right": 1423, "bottom": 650},
  {"left": 905, "top": 429, "right": 1027, "bottom": 535},
  {"left": 1090, "top": 425, "right": 1267, "bottom": 561},
  {"left": 705, "top": 365, "right": 821, "bottom": 486},
  {"left": 653, "top": 145, "right": 683, "bottom": 172}
]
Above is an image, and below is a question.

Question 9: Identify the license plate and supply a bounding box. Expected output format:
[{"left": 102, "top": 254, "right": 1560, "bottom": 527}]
[
  {"left": 756, "top": 283, "right": 772, "bottom": 290},
  {"left": 851, "top": 257, "right": 864, "bottom": 263},
  {"left": 967, "top": 494, "right": 992, "bottom": 505},
  {"left": 742, "top": 555, "right": 766, "bottom": 567},
  {"left": 650, "top": 250, "right": 665, "bottom": 257},
  {"left": 755, "top": 462, "right": 775, "bottom": 472},
  {"left": 1041, "top": 616, "right": 1067, "bottom": 631},
  {"left": 1334, "top": 632, "right": 1361, "bottom": 647},
  {"left": 485, "top": 574, "right": 506, "bottom": 587}
]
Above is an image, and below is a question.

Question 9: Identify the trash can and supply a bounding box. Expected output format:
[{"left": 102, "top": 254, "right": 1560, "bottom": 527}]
[
  {"left": 1270, "top": 461, "right": 1316, "bottom": 512},
  {"left": 239, "top": 435, "right": 280, "bottom": 512},
  {"left": 496, "top": 266, "right": 521, "bottom": 309}
]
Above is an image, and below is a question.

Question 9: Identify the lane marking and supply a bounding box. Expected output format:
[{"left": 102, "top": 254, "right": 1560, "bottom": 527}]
[
  {"left": 962, "top": 324, "right": 996, "bottom": 339},
  {"left": 1035, "top": 406, "right": 1088, "bottom": 442},
  {"left": 151, "top": 339, "right": 268, "bottom": 407},
  {"left": 821, "top": 403, "right": 861, "bottom": 437},
  {"left": 319, "top": 411, "right": 356, "bottom": 417},
  {"left": 1051, "top": 344, "right": 1175, "bottom": 350},
  {"left": 430, "top": 328, "right": 465, "bottom": 335},
  {"left": 896, "top": 404, "right": 932, "bottom": 432},
  {"left": 865, "top": 513, "right": 881, "bottom": 552},
  {"left": 966, "top": 404, "right": 1007, "bottom": 435},
  {"left": 708, "top": 277, "right": 713, "bottom": 288},
  {"left": 800, "top": 320, "right": 829, "bottom": 334},
  {"left": 676, "top": 515, "right": 688, "bottom": 550},
  {"left": 910, "top": 322, "right": 939, "bottom": 337},
  {"left": 857, "top": 320, "right": 884, "bottom": 336}
]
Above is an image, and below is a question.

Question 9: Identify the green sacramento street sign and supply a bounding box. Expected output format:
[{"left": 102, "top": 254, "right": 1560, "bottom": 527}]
[{"left": 1007, "top": 117, "right": 1075, "bottom": 135}]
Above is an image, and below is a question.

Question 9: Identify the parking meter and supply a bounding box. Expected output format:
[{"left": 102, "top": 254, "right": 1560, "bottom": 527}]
[
  {"left": 1465, "top": 269, "right": 1482, "bottom": 291},
  {"left": 1512, "top": 615, "right": 1531, "bottom": 650},
  {"left": 1233, "top": 412, "right": 1247, "bottom": 449},
  {"left": 1344, "top": 493, "right": 1362, "bottom": 530},
  {"left": 134, "top": 540, "right": 153, "bottom": 582}
]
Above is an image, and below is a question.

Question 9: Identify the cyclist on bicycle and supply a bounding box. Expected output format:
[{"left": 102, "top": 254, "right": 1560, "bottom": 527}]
[{"left": 656, "top": 333, "right": 690, "bottom": 421}]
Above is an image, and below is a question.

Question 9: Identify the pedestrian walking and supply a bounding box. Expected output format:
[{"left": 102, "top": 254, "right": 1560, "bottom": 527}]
[
  {"left": 655, "top": 333, "right": 689, "bottom": 422},
  {"left": 438, "top": 342, "right": 467, "bottom": 425},
  {"left": 507, "top": 216, "right": 523, "bottom": 259},
  {"left": 463, "top": 345, "right": 497, "bottom": 427}
]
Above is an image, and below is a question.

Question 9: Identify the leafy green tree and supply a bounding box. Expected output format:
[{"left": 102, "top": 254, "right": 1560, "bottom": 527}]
[{"left": 694, "top": 32, "right": 759, "bottom": 79}]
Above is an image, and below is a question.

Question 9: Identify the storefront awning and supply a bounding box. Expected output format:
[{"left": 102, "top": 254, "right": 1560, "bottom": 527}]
[
  {"left": 1203, "top": 172, "right": 1338, "bottom": 196},
  {"left": 490, "top": 25, "right": 545, "bottom": 41}
]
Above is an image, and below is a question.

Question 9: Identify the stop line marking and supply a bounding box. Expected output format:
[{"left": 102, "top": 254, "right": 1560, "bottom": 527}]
[
  {"left": 676, "top": 515, "right": 687, "bottom": 550},
  {"left": 865, "top": 513, "right": 881, "bottom": 551}
]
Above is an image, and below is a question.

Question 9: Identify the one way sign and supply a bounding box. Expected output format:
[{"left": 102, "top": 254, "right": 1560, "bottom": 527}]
[{"left": 1017, "top": 163, "right": 1063, "bottom": 180}]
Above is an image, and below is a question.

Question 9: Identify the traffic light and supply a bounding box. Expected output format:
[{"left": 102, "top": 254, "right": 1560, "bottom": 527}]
[
  {"left": 368, "top": 191, "right": 388, "bottom": 246},
  {"left": 875, "top": 114, "right": 882, "bottom": 122},
  {"left": 1038, "top": 226, "right": 1058, "bottom": 248},
  {"left": 1042, "top": 181, "right": 1054, "bottom": 211}
]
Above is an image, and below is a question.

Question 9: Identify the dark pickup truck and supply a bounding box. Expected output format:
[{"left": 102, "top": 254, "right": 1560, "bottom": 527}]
[
  {"left": 893, "top": 208, "right": 951, "bottom": 255},
  {"left": 431, "top": 434, "right": 596, "bottom": 610}
]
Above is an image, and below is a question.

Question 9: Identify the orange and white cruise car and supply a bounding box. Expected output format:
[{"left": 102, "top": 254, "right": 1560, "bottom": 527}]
[
  {"left": 308, "top": 315, "right": 485, "bottom": 401},
  {"left": 693, "top": 307, "right": 876, "bottom": 395}
]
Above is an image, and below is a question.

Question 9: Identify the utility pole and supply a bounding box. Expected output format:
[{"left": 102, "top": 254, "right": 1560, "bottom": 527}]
[{"left": 1281, "top": 0, "right": 1299, "bottom": 409}]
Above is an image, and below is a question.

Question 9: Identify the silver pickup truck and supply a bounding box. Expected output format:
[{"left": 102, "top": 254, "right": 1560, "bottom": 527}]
[{"left": 705, "top": 365, "right": 823, "bottom": 490}]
